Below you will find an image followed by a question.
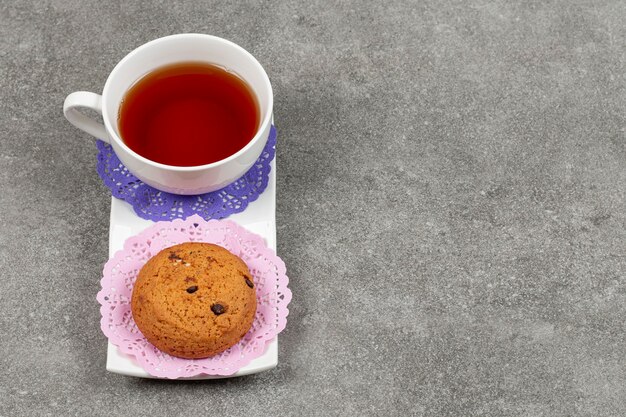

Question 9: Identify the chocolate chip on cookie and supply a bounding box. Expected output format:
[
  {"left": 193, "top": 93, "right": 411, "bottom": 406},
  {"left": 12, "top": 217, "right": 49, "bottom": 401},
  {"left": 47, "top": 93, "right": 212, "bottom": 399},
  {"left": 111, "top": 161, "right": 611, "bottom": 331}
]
[{"left": 211, "top": 303, "right": 225, "bottom": 315}]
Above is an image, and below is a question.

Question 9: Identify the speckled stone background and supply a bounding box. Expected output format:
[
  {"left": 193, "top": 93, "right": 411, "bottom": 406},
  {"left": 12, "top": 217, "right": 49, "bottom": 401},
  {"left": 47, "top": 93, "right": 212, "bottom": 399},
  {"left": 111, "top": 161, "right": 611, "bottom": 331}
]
[{"left": 1, "top": 0, "right": 625, "bottom": 416}]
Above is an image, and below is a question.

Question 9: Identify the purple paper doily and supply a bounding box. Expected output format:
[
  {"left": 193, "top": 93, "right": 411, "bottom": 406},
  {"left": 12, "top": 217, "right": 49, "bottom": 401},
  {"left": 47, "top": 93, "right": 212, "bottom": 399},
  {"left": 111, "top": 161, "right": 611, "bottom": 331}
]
[{"left": 96, "top": 126, "right": 276, "bottom": 222}]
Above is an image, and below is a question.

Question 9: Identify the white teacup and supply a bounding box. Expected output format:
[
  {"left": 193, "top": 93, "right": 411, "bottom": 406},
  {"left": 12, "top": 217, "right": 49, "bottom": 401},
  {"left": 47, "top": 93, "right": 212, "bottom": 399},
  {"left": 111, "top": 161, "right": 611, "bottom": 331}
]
[{"left": 63, "top": 34, "right": 273, "bottom": 195}]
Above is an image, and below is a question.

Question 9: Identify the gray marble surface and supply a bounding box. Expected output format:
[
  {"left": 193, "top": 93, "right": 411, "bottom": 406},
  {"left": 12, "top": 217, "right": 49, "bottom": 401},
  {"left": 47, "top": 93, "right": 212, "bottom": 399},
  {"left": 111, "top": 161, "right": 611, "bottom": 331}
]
[{"left": 1, "top": 0, "right": 625, "bottom": 416}]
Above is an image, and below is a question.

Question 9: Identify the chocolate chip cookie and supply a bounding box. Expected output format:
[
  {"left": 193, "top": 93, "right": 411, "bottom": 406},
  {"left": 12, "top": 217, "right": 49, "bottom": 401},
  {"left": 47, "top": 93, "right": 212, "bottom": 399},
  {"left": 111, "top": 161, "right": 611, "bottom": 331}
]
[{"left": 131, "top": 242, "right": 257, "bottom": 359}]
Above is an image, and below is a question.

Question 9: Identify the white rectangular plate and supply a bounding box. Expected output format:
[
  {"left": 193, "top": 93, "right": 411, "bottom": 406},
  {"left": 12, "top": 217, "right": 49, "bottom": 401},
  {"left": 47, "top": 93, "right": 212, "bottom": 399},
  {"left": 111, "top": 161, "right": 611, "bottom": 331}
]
[{"left": 105, "top": 158, "right": 277, "bottom": 379}]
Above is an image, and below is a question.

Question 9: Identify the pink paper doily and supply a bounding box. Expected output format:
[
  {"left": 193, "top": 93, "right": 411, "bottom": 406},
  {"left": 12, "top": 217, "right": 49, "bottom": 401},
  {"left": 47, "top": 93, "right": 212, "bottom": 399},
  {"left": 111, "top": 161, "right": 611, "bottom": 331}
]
[{"left": 96, "top": 215, "right": 292, "bottom": 379}]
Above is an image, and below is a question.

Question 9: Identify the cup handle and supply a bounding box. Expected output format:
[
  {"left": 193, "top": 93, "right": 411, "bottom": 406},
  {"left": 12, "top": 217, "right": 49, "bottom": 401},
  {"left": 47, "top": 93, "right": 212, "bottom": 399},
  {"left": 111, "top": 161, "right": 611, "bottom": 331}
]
[{"left": 63, "top": 91, "right": 110, "bottom": 143}]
